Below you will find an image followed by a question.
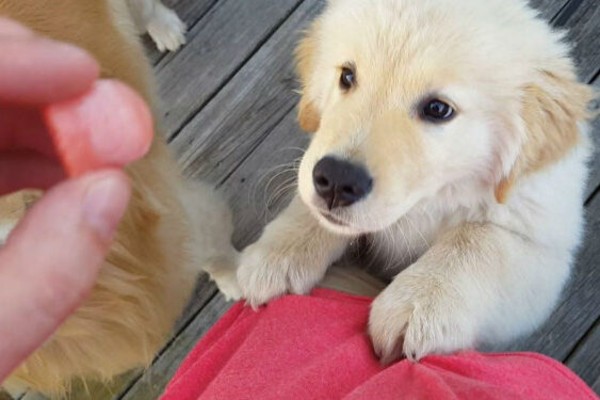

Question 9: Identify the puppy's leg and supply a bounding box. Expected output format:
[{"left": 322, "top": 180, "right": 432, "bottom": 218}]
[
  {"left": 179, "top": 181, "right": 241, "bottom": 301},
  {"left": 238, "top": 196, "right": 351, "bottom": 307},
  {"left": 126, "top": 0, "right": 186, "bottom": 52},
  {"left": 369, "top": 222, "right": 572, "bottom": 363}
]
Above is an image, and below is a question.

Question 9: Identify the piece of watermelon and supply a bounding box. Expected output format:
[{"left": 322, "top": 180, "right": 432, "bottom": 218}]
[{"left": 43, "top": 80, "right": 153, "bottom": 177}]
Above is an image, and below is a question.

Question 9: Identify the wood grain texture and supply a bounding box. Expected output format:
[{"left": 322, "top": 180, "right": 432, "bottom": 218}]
[
  {"left": 585, "top": 78, "right": 600, "bottom": 201},
  {"left": 162, "top": 0, "right": 218, "bottom": 27},
  {"left": 528, "top": 0, "right": 570, "bottom": 20},
  {"left": 118, "top": 294, "right": 233, "bottom": 400},
  {"left": 154, "top": 0, "right": 303, "bottom": 138},
  {"left": 565, "top": 317, "right": 600, "bottom": 392},
  {"left": 218, "top": 110, "right": 309, "bottom": 248},
  {"left": 554, "top": 0, "right": 600, "bottom": 82},
  {"left": 170, "top": 0, "right": 324, "bottom": 184}
]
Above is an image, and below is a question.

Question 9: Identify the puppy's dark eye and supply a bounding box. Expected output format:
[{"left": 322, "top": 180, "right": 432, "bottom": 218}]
[
  {"left": 339, "top": 67, "right": 355, "bottom": 90},
  {"left": 420, "top": 99, "right": 455, "bottom": 122}
]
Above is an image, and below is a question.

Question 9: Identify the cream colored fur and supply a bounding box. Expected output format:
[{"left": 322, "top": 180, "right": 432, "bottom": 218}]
[
  {"left": 0, "top": 0, "right": 237, "bottom": 397},
  {"left": 126, "top": 0, "right": 186, "bottom": 52},
  {"left": 238, "top": 0, "right": 595, "bottom": 363}
]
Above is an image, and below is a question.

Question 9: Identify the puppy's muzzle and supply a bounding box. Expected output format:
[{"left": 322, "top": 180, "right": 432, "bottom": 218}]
[{"left": 312, "top": 156, "right": 373, "bottom": 210}]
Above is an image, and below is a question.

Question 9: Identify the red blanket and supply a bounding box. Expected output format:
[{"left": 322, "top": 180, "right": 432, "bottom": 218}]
[{"left": 162, "top": 289, "right": 598, "bottom": 400}]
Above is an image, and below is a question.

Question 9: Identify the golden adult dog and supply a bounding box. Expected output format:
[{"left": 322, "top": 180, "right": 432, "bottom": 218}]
[
  {"left": 0, "top": 0, "right": 238, "bottom": 396},
  {"left": 238, "top": 0, "right": 594, "bottom": 363}
]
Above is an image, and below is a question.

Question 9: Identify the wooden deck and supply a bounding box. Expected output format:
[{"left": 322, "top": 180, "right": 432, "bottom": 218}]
[{"left": 6, "top": 0, "right": 600, "bottom": 398}]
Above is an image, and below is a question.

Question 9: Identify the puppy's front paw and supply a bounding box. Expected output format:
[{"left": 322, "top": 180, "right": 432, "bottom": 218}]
[
  {"left": 369, "top": 273, "right": 476, "bottom": 363},
  {"left": 147, "top": 5, "right": 186, "bottom": 52},
  {"left": 237, "top": 242, "right": 324, "bottom": 308}
]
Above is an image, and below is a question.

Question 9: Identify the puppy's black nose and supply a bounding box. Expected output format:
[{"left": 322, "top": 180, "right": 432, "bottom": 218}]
[{"left": 312, "top": 156, "right": 373, "bottom": 209}]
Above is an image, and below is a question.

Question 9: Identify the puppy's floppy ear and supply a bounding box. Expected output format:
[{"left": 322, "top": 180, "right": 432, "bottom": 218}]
[
  {"left": 295, "top": 23, "right": 321, "bottom": 133},
  {"left": 495, "top": 71, "right": 594, "bottom": 203}
]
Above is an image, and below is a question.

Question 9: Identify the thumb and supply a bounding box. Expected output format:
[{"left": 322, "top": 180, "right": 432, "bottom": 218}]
[{"left": 0, "top": 170, "right": 130, "bottom": 379}]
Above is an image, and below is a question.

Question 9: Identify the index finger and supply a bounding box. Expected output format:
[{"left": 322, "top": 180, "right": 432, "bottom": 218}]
[{"left": 0, "top": 19, "right": 99, "bottom": 105}]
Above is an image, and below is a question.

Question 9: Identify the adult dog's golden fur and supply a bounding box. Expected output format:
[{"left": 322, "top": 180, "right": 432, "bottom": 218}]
[{"left": 0, "top": 0, "right": 237, "bottom": 396}]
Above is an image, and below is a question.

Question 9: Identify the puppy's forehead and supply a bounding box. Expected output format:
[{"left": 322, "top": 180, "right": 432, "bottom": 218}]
[{"left": 319, "top": 0, "right": 546, "bottom": 92}]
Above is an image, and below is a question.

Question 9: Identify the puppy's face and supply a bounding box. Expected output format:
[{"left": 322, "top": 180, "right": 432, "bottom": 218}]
[{"left": 295, "top": 0, "right": 590, "bottom": 235}]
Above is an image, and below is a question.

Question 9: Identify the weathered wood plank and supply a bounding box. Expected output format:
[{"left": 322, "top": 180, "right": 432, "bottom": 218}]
[
  {"left": 155, "top": 0, "right": 304, "bottom": 138},
  {"left": 585, "top": 80, "right": 600, "bottom": 201},
  {"left": 565, "top": 317, "right": 600, "bottom": 393},
  {"left": 171, "top": 0, "right": 323, "bottom": 184},
  {"left": 118, "top": 294, "right": 233, "bottom": 400},
  {"left": 173, "top": 275, "right": 219, "bottom": 331},
  {"left": 507, "top": 193, "right": 600, "bottom": 361},
  {"left": 553, "top": 0, "right": 600, "bottom": 82},
  {"left": 218, "top": 110, "right": 309, "bottom": 248},
  {"left": 528, "top": 0, "right": 570, "bottom": 21},
  {"left": 163, "top": 0, "right": 218, "bottom": 28}
]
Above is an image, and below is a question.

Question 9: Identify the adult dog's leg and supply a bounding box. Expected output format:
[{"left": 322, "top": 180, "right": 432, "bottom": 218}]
[
  {"left": 369, "top": 222, "right": 572, "bottom": 363},
  {"left": 127, "top": 0, "right": 186, "bottom": 52},
  {"left": 238, "top": 196, "right": 351, "bottom": 307},
  {"left": 179, "top": 181, "right": 241, "bottom": 301}
]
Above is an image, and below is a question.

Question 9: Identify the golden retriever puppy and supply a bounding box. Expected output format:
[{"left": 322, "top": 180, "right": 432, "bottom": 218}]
[
  {"left": 0, "top": 0, "right": 238, "bottom": 397},
  {"left": 238, "top": 0, "right": 594, "bottom": 363}
]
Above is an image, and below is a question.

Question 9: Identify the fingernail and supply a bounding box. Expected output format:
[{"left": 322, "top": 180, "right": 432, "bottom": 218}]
[
  {"left": 82, "top": 172, "right": 131, "bottom": 242},
  {"left": 88, "top": 80, "right": 153, "bottom": 161},
  {"left": 0, "top": 18, "right": 34, "bottom": 37}
]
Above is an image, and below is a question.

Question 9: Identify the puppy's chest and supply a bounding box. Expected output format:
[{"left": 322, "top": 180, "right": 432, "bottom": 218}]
[{"left": 357, "top": 216, "right": 449, "bottom": 281}]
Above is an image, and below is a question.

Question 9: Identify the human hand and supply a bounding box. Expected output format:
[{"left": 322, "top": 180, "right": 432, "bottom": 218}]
[{"left": 0, "top": 18, "right": 153, "bottom": 380}]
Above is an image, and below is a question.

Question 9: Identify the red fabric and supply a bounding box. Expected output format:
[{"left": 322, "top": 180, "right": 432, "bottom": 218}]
[{"left": 162, "top": 289, "right": 598, "bottom": 400}]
